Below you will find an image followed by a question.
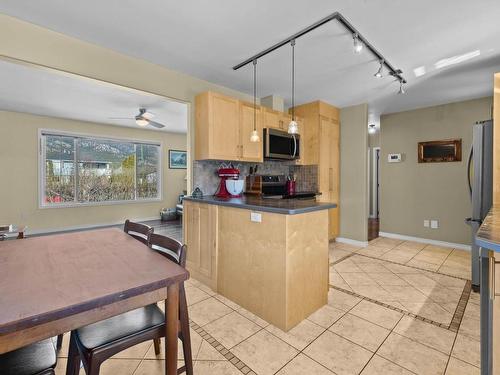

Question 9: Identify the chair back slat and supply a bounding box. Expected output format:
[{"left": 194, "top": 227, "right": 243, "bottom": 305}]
[
  {"left": 124, "top": 220, "right": 153, "bottom": 245},
  {"left": 148, "top": 233, "right": 187, "bottom": 268}
]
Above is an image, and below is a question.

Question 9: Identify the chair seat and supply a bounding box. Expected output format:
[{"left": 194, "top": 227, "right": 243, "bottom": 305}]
[
  {"left": 0, "top": 339, "right": 56, "bottom": 375},
  {"left": 76, "top": 304, "right": 164, "bottom": 350}
]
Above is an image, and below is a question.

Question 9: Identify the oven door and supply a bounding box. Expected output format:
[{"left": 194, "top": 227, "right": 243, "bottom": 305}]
[{"left": 264, "top": 128, "right": 300, "bottom": 160}]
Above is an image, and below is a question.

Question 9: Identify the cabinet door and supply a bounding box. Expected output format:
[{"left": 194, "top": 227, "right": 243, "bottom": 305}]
[
  {"left": 263, "top": 108, "right": 281, "bottom": 130},
  {"left": 329, "top": 207, "right": 339, "bottom": 239},
  {"left": 240, "top": 101, "right": 263, "bottom": 162},
  {"left": 319, "top": 116, "right": 333, "bottom": 196},
  {"left": 210, "top": 93, "right": 240, "bottom": 160},
  {"left": 184, "top": 201, "right": 218, "bottom": 289},
  {"left": 279, "top": 113, "right": 291, "bottom": 131}
]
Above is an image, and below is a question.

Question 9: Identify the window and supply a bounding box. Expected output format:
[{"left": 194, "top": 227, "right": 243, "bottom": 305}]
[{"left": 41, "top": 131, "right": 161, "bottom": 206}]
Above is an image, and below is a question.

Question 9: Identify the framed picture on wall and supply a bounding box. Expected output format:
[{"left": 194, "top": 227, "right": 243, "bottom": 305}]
[
  {"left": 169, "top": 150, "right": 187, "bottom": 169},
  {"left": 418, "top": 139, "right": 462, "bottom": 163}
]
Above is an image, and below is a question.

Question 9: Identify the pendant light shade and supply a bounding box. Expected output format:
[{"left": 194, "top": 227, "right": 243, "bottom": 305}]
[
  {"left": 374, "top": 59, "right": 384, "bottom": 78},
  {"left": 353, "top": 33, "right": 363, "bottom": 54},
  {"left": 288, "top": 40, "right": 299, "bottom": 135},
  {"left": 397, "top": 80, "right": 406, "bottom": 94},
  {"left": 250, "top": 59, "right": 260, "bottom": 142}
]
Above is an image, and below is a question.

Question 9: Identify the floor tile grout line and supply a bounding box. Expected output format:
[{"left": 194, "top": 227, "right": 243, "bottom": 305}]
[{"left": 443, "top": 329, "right": 460, "bottom": 375}]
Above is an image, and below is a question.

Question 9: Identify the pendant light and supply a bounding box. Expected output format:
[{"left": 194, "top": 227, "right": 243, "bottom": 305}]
[
  {"left": 368, "top": 124, "right": 376, "bottom": 134},
  {"left": 288, "top": 39, "right": 299, "bottom": 135},
  {"left": 397, "top": 80, "right": 406, "bottom": 94},
  {"left": 353, "top": 33, "right": 363, "bottom": 54},
  {"left": 374, "top": 59, "right": 384, "bottom": 78},
  {"left": 250, "top": 59, "right": 260, "bottom": 142}
]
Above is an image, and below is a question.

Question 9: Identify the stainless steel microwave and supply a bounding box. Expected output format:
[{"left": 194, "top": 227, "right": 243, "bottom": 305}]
[{"left": 263, "top": 128, "right": 300, "bottom": 160}]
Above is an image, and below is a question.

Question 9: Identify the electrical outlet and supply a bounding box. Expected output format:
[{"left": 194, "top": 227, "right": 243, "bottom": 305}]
[
  {"left": 431, "top": 220, "right": 439, "bottom": 229},
  {"left": 424, "top": 220, "right": 429, "bottom": 228},
  {"left": 250, "top": 212, "right": 262, "bottom": 223}
]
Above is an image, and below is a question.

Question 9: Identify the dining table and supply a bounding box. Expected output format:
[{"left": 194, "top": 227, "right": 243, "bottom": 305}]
[{"left": 0, "top": 227, "right": 189, "bottom": 375}]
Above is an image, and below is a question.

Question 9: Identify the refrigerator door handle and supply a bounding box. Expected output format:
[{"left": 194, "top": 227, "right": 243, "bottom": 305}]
[{"left": 467, "top": 145, "right": 473, "bottom": 198}]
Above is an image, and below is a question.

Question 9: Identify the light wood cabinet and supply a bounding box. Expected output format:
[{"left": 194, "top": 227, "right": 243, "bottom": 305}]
[
  {"left": 239, "top": 101, "right": 263, "bottom": 162},
  {"left": 183, "top": 200, "right": 218, "bottom": 290},
  {"left": 195, "top": 91, "right": 263, "bottom": 162},
  {"left": 293, "top": 101, "right": 340, "bottom": 239}
]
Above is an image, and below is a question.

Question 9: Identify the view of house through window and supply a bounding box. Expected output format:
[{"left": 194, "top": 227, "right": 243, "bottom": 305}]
[{"left": 41, "top": 132, "right": 161, "bottom": 206}]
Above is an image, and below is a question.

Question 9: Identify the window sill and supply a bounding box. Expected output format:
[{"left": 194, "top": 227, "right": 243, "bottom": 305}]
[{"left": 39, "top": 198, "right": 163, "bottom": 209}]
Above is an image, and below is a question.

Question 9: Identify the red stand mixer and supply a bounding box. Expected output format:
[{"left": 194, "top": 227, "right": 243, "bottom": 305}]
[{"left": 215, "top": 167, "right": 241, "bottom": 198}]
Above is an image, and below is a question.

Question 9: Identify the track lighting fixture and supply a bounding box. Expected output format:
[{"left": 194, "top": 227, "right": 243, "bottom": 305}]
[
  {"left": 368, "top": 124, "right": 376, "bottom": 134},
  {"left": 353, "top": 33, "right": 363, "bottom": 54},
  {"left": 397, "top": 80, "right": 406, "bottom": 94},
  {"left": 288, "top": 40, "right": 299, "bottom": 135},
  {"left": 374, "top": 60, "right": 384, "bottom": 78},
  {"left": 250, "top": 59, "right": 260, "bottom": 143},
  {"left": 233, "top": 12, "right": 408, "bottom": 99}
]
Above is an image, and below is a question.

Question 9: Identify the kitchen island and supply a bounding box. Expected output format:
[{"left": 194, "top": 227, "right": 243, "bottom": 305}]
[{"left": 183, "top": 195, "right": 336, "bottom": 331}]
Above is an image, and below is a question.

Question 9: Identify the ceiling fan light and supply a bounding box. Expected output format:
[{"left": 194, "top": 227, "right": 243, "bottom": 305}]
[
  {"left": 136, "top": 118, "right": 149, "bottom": 126},
  {"left": 288, "top": 120, "right": 299, "bottom": 135},
  {"left": 250, "top": 129, "right": 260, "bottom": 143}
]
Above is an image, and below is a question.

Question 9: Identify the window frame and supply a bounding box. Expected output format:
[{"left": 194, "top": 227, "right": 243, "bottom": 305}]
[{"left": 38, "top": 129, "right": 163, "bottom": 209}]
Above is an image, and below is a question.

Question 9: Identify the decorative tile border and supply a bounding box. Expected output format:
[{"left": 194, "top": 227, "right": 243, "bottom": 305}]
[
  {"left": 329, "top": 253, "right": 472, "bottom": 332},
  {"left": 449, "top": 280, "right": 472, "bottom": 332},
  {"left": 190, "top": 320, "right": 256, "bottom": 375}
]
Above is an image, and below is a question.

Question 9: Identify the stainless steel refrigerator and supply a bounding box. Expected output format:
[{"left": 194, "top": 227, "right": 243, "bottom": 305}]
[{"left": 466, "top": 120, "right": 493, "bottom": 291}]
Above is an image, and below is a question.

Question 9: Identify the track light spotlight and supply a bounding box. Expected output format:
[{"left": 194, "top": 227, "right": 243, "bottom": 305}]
[
  {"left": 353, "top": 33, "right": 363, "bottom": 54},
  {"left": 397, "top": 81, "right": 406, "bottom": 94},
  {"left": 374, "top": 60, "right": 384, "bottom": 78}
]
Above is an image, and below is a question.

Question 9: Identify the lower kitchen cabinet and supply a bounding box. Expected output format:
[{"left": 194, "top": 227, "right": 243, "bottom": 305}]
[{"left": 183, "top": 200, "right": 218, "bottom": 290}]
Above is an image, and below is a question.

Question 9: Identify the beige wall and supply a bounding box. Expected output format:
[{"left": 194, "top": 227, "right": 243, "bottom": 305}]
[
  {"left": 0, "top": 14, "right": 253, "bottom": 232},
  {"left": 0, "top": 111, "right": 187, "bottom": 232},
  {"left": 494, "top": 74, "right": 500, "bottom": 204},
  {"left": 339, "top": 103, "right": 369, "bottom": 242},
  {"left": 368, "top": 131, "right": 380, "bottom": 216},
  {"left": 380, "top": 96, "right": 493, "bottom": 245}
]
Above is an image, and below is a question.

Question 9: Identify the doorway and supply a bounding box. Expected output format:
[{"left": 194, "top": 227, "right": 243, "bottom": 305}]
[{"left": 368, "top": 147, "right": 380, "bottom": 241}]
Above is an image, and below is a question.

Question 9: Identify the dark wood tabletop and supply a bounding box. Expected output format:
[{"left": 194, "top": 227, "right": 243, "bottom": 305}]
[{"left": 0, "top": 227, "right": 188, "bottom": 335}]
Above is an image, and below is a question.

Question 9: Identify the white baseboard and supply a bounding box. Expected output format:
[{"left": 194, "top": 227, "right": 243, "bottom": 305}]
[
  {"left": 378, "top": 231, "right": 471, "bottom": 251},
  {"left": 27, "top": 216, "right": 161, "bottom": 236},
  {"left": 336, "top": 237, "right": 369, "bottom": 248}
]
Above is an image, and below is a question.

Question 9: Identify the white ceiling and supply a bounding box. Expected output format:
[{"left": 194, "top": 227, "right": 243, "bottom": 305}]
[
  {"left": 1, "top": 0, "right": 499, "bottom": 120},
  {"left": 0, "top": 59, "right": 188, "bottom": 133}
]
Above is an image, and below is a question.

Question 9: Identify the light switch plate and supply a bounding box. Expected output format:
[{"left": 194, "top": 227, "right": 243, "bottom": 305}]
[
  {"left": 250, "top": 212, "right": 262, "bottom": 223},
  {"left": 424, "top": 220, "right": 429, "bottom": 228},
  {"left": 431, "top": 220, "right": 439, "bottom": 229}
]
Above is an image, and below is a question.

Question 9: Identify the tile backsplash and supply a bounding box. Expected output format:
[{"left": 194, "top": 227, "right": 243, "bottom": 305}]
[{"left": 193, "top": 160, "right": 318, "bottom": 196}]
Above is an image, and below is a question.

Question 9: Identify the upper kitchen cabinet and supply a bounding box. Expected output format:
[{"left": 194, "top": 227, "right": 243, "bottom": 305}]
[
  {"left": 293, "top": 101, "right": 340, "bottom": 239},
  {"left": 239, "top": 100, "right": 263, "bottom": 162},
  {"left": 196, "top": 91, "right": 240, "bottom": 160},
  {"left": 195, "top": 91, "right": 264, "bottom": 162}
]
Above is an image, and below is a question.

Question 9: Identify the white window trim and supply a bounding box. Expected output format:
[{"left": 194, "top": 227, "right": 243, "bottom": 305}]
[{"left": 38, "top": 128, "right": 163, "bottom": 209}]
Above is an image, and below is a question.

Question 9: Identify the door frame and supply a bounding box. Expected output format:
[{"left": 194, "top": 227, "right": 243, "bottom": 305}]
[{"left": 372, "top": 147, "right": 381, "bottom": 218}]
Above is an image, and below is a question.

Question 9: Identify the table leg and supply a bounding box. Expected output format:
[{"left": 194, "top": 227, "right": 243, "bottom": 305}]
[{"left": 165, "top": 283, "right": 179, "bottom": 375}]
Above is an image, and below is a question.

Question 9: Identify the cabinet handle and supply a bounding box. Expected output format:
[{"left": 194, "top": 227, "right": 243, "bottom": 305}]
[
  {"left": 240, "top": 144, "right": 244, "bottom": 158},
  {"left": 329, "top": 168, "right": 333, "bottom": 191},
  {"left": 491, "top": 256, "right": 500, "bottom": 300}
]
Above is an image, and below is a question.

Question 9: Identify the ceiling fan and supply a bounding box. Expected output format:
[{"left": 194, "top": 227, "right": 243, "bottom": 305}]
[{"left": 109, "top": 108, "right": 165, "bottom": 129}]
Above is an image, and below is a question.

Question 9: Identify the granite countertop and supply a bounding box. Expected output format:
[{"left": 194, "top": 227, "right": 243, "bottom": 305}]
[
  {"left": 183, "top": 195, "right": 337, "bottom": 215},
  {"left": 476, "top": 205, "right": 500, "bottom": 252}
]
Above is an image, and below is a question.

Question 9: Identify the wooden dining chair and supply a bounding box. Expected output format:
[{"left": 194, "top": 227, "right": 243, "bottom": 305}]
[
  {"left": 0, "top": 338, "right": 57, "bottom": 375},
  {"left": 66, "top": 233, "right": 193, "bottom": 375},
  {"left": 123, "top": 219, "right": 153, "bottom": 244}
]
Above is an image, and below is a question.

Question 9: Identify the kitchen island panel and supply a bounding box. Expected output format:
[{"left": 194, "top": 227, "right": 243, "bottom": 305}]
[{"left": 286, "top": 210, "right": 329, "bottom": 327}]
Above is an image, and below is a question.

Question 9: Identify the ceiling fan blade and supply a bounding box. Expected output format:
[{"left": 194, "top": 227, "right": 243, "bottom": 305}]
[{"left": 148, "top": 120, "right": 165, "bottom": 129}]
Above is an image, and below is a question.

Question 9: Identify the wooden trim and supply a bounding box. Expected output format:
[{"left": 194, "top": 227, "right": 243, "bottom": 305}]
[{"left": 417, "top": 139, "right": 462, "bottom": 163}]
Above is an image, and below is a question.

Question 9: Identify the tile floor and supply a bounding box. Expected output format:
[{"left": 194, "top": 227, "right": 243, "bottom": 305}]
[{"left": 54, "top": 237, "right": 480, "bottom": 375}]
